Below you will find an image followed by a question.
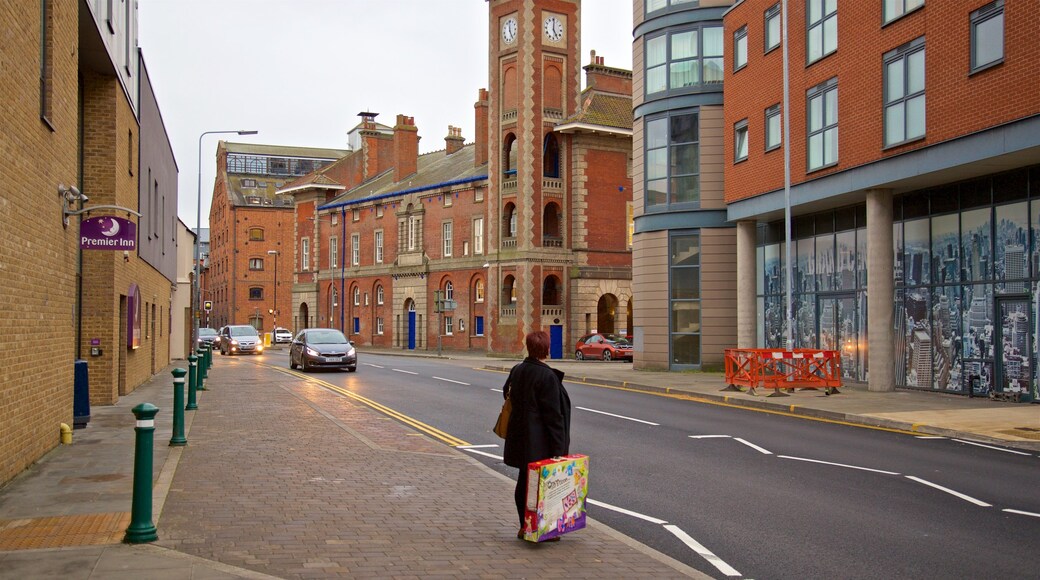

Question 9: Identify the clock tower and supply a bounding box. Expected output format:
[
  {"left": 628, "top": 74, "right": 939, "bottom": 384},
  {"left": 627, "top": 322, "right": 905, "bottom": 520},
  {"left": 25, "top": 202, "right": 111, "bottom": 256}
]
[{"left": 486, "top": 0, "right": 581, "bottom": 352}]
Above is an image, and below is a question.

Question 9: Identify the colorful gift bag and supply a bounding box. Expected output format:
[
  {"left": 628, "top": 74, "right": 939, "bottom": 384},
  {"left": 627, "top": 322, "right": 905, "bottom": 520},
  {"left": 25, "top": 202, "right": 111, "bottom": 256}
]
[{"left": 522, "top": 454, "right": 589, "bottom": 542}]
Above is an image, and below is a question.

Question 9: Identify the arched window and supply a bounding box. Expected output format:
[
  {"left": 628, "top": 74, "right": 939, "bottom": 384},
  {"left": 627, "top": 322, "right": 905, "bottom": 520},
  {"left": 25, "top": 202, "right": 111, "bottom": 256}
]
[
  {"left": 376, "top": 285, "right": 384, "bottom": 305},
  {"left": 475, "top": 279, "right": 485, "bottom": 303},
  {"left": 543, "top": 202, "right": 562, "bottom": 246},
  {"left": 504, "top": 203, "right": 517, "bottom": 238},
  {"left": 249, "top": 287, "right": 263, "bottom": 300},
  {"left": 248, "top": 227, "right": 264, "bottom": 241},
  {"left": 542, "top": 275, "right": 562, "bottom": 305},
  {"left": 503, "top": 275, "right": 516, "bottom": 304},
  {"left": 353, "top": 287, "right": 361, "bottom": 306},
  {"left": 543, "top": 133, "right": 560, "bottom": 178},
  {"left": 503, "top": 133, "right": 517, "bottom": 176},
  {"left": 445, "top": 281, "right": 454, "bottom": 301}
]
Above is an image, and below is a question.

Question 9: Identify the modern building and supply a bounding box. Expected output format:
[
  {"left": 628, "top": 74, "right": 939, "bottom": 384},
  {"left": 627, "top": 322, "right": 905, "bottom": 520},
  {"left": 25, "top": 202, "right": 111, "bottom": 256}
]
[
  {"left": 721, "top": 0, "right": 1039, "bottom": 401},
  {"left": 173, "top": 220, "right": 197, "bottom": 359},
  {"left": 1, "top": 0, "right": 178, "bottom": 486}
]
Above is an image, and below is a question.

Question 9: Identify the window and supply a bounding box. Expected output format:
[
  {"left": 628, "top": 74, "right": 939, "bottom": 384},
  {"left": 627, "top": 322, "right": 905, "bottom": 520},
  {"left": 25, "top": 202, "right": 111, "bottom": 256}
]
[
  {"left": 670, "top": 233, "right": 701, "bottom": 367},
  {"left": 352, "top": 208, "right": 360, "bottom": 222},
  {"left": 734, "top": 26, "right": 748, "bottom": 71},
  {"left": 128, "top": 130, "right": 134, "bottom": 175},
  {"left": 331, "top": 213, "right": 338, "bottom": 225},
  {"left": 375, "top": 231, "right": 384, "bottom": 263},
  {"left": 734, "top": 119, "right": 749, "bottom": 162},
  {"left": 249, "top": 258, "right": 264, "bottom": 270},
  {"left": 353, "top": 287, "right": 361, "bottom": 306},
  {"left": 408, "top": 215, "right": 419, "bottom": 250},
  {"left": 474, "top": 217, "right": 484, "bottom": 254},
  {"left": 376, "top": 205, "right": 384, "bottom": 218},
  {"left": 884, "top": 38, "right": 926, "bottom": 147},
  {"left": 444, "top": 193, "right": 453, "bottom": 207},
  {"left": 445, "top": 281, "right": 454, "bottom": 301},
  {"left": 330, "top": 236, "right": 339, "bottom": 268},
  {"left": 645, "top": 111, "right": 700, "bottom": 210},
  {"left": 377, "top": 285, "right": 384, "bottom": 305},
  {"left": 301, "top": 238, "right": 310, "bottom": 270},
  {"left": 543, "top": 134, "right": 560, "bottom": 178},
  {"left": 645, "top": 24, "right": 723, "bottom": 96},
  {"left": 807, "top": 79, "right": 838, "bottom": 171},
  {"left": 971, "top": 1, "right": 1004, "bottom": 73},
  {"left": 764, "top": 3, "right": 781, "bottom": 53},
  {"left": 475, "top": 280, "right": 485, "bottom": 303},
  {"left": 249, "top": 228, "right": 264, "bottom": 241},
  {"left": 351, "top": 234, "right": 360, "bottom": 266},
  {"left": 765, "top": 104, "right": 782, "bottom": 151},
  {"left": 646, "top": 0, "right": 698, "bottom": 14},
  {"left": 509, "top": 210, "right": 517, "bottom": 238},
  {"left": 365, "top": 292, "right": 369, "bottom": 306},
  {"left": 884, "top": 0, "right": 924, "bottom": 24},
  {"left": 807, "top": 0, "right": 837, "bottom": 65},
  {"left": 475, "top": 188, "right": 484, "bottom": 202},
  {"left": 443, "top": 222, "right": 453, "bottom": 257},
  {"left": 242, "top": 178, "right": 257, "bottom": 188},
  {"left": 377, "top": 317, "right": 384, "bottom": 335},
  {"left": 445, "top": 316, "right": 454, "bottom": 335},
  {"left": 249, "top": 287, "right": 263, "bottom": 300},
  {"left": 39, "top": 0, "right": 53, "bottom": 126}
]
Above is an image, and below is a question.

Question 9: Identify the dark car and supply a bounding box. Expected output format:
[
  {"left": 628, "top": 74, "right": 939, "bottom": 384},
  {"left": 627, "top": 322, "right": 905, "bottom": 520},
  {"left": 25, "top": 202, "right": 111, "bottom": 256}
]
[
  {"left": 197, "top": 327, "right": 219, "bottom": 348},
  {"left": 575, "top": 333, "right": 633, "bottom": 361},
  {"left": 290, "top": 328, "right": 357, "bottom": 372},
  {"left": 218, "top": 325, "right": 264, "bottom": 355}
]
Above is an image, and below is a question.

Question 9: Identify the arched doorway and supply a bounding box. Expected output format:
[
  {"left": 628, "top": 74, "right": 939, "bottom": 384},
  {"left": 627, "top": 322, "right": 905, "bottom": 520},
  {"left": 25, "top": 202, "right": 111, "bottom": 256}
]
[
  {"left": 298, "top": 303, "right": 310, "bottom": 330},
  {"left": 627, "top": 298, "right": 634, "bottom": 338},
  {"left": 597, "top": 294, "right": 618, "bottom": 335},
  {"left": 404, "top": 298, "right": 416, "bottom": 350}
]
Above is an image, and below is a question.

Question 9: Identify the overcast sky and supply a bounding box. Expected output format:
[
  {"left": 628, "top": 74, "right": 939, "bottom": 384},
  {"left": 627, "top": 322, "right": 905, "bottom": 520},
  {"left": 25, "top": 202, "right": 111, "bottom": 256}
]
[{"left": 137, "top": 0, "right": 634, "bottom": 230}]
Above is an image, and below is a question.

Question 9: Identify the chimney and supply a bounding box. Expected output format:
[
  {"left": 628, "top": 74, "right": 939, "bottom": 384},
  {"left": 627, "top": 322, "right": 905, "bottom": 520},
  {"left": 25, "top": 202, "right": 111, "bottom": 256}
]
[
  {"left": 359, "top": 112, "right": 384, "bottom": 180},
  {"left": 583, "top": 50, "right": 632, "bottom": 96},
  {"left": 393, "top": 114, "right": 419, "bottom": 182},
  {"left": 445, "top": 125, "right": 465, "bottom": 155},
  {"left": 474, "top": 88, "right": 489, "bottom": 167}
]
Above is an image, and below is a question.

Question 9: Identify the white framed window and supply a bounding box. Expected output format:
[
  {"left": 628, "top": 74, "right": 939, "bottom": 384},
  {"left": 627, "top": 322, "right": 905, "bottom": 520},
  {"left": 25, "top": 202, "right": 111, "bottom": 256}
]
[
  {"left": 248, "top": 258, "right": 264, "bottom": 270},
  {"left": 375, "top": 230, "right": 384, "bottom": 263},
  {"left": 765, "top": 104, "right": 781, "bottom": 151},
  {"left": 884, "top": 38, "right": 926, "bottom": 147},
  {"left": 970, "top": 1, "right": 1004, "bottom": 73},
  {"left": 474, "top": 217, "right": 484, "bottom": 255},
  {"left": 764, "top": 3, "right": 781, "bottom": 53},
  {"left": 884, "top": 0, "right": 924, "bottom": 24},
  {"left": 331, "top": 213, "right": 338, "bottom": 226},
  {"left": 806, "top": 0, "right": 837, "bottom": 65},
  {"left": 807, "top": 78, "right": 838, "bottom": 171},
  {"left": 364, "top": 292, "right": 369, "bottom": 306},
  {"left": 351, "top": 233, "right": 360, "bottom": 266},
  {"left": 377, "top": 317, "right": 384, "bottom": 335},
  {"left": 352, "top": 208, "right": 360, "bottom": 222},
  {"left": 734, "top": 26, "right": 748, "bottom": 71},
  {"left": 330, "top": 236, "right": 338, "bottom": 268},
  {"left": 734, "top": 119, "right": 749, "bottom": 162},
  {"left": 445, "top": 316, "right": 453, "bottom": 335},
  {"left": 475, "top": 279, "right": 485, "bottom": 303},
  {"left": 445, "top": 281, "right": 454, "bottom": 301},
  {"left": 301, "top": 238, "right": 310, "bottom": 271},
  {"left": 475, "top": 188, "right": 484, "bottom": 202},
  {"left": 443, "top": 221, "right": 453, "bottom": 257},
  {"left": 444, "top": 193, "right": 453, "bottom": 207},
  {"left": 377, "top": 285, "right": 384, "bottom": 305},
  {"left": 353, "top": 287, "right": 361, "bottom": 306},
  {"left": 376, "top": 205, "right": 384, "bottom": 218},
  {"left": 408, "top": 215, "right": 419, "bottom": 250}
]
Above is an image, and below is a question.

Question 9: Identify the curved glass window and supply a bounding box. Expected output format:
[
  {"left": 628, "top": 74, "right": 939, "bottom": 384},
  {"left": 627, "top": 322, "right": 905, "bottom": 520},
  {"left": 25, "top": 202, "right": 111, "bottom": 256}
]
[{"left": 645, "top": 24, "right": 723, "bottom": 98}]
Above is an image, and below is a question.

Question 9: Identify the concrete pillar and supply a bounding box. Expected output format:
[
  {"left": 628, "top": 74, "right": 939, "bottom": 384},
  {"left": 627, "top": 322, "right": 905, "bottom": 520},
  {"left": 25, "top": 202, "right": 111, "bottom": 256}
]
[
  {"left": 867, "top": 189, "right": 895, "bottom": 392},
  {"left": 736, "top": 220, "right": 758, "bottom": 348}
]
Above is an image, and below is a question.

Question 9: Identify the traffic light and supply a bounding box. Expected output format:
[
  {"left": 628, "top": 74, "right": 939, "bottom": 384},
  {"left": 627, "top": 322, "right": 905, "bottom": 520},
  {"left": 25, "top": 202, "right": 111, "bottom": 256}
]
[{"left": 204, "top": 300, "right": 213, "bottom": 312}]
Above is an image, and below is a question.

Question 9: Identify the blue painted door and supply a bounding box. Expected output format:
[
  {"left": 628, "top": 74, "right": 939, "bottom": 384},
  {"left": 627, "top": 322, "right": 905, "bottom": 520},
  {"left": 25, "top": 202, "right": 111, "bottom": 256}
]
[
  {"left": 408, "top": 311, "right": 416, "bottom": 350},
  {"left": 475, "top": 316, "right": 484, "bottom": 336},
  {"left": 353, "top": 317, "right": 360, "bottom": 334},
  {"left": 549, "top": 325, "right": 563, "bottom": 359}
]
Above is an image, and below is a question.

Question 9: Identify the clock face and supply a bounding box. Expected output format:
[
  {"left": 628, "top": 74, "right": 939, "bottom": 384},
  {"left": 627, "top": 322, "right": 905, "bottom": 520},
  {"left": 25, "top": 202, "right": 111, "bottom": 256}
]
[
  {"left": 502, "top": 17, "right": 517, "bottom": 45},
  {"left": 544, "top": 16, "right": 563, "bottom": 42}
]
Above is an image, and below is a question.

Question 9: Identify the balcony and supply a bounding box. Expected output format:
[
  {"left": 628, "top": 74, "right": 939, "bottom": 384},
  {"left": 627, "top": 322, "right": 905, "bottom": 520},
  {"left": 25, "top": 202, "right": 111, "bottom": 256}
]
[
  {"left": 542, "top": 236, "right": 563, "bottom": 248},
  {"left": 541, "top": 306, "right": 563, "bottom": 319},
  {"left": 502, "top": 237, "right": 517, "bottom": 249},
  {"left": 542, "top": 177, "right": 563, "bottom": 193},
  {"left": 500, "top": 306, "right": 516, "bottom": 318},
  {"left": 502, "top": 178, "right": 517, "bottom": 190},
  {"left": 502, "top": 109, "right": 517, "bottom": 123}
]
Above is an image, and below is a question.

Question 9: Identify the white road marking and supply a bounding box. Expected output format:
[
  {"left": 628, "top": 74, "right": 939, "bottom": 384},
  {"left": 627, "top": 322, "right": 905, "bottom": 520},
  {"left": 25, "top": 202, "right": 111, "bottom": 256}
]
[
  {"left": 434, "top": 376, "right": 470, "bottom": 385},
  {"left": 365, "top": 363, "right": 384, "bottom": 368},
  {"left": 689, "top": 435, "right": 732, "bottom": 439},
  {"left": 586, "top": 499, "right": 668, "bottom": 525},
  {"left": 905, "top": 476, "right": 992, "bottom": 507},
  {"left": 663, "top": 524, "right": 742, "bottom": 577},
  {"left": 952, "top": 439, "right": 1032, "bottom": 456},
  {"left": 915, "top": 436, "right": 946, "bottom": 439},
  {"left": 778, "top": 455, "right": 900, "bottom": 475},
  {"left": 456, "top": 444, "right": 499, "bottom": 449},
  {"left": 576, "top": 406, "right": 659, "bottom": 426},
  {"left": 733, "top": 438, "right": 773, "bottom": 455},
  {"left": 490, "top": 388, "right": 503, "bottom": 393},
  {"left": 393, "top": 369, "right": 418, "bottom": 375},
  {"left": 1003, "top": 508, "right": 1040, "bottom": 519},
  {"left": 461, "top": 448, "right": 504, "bottom": 460}
]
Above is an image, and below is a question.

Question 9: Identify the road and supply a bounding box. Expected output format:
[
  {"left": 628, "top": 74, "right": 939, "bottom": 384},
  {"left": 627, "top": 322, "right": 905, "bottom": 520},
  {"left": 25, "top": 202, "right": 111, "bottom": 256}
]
[{"left": 251, "top": 350, "right": 1040, "bottom": 579}]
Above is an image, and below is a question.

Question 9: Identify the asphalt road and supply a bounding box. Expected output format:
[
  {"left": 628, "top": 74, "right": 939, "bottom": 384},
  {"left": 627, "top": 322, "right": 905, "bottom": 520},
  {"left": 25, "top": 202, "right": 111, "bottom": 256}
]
[{"left": 254, "top": 350, "right": 1040, "bottom": 579}]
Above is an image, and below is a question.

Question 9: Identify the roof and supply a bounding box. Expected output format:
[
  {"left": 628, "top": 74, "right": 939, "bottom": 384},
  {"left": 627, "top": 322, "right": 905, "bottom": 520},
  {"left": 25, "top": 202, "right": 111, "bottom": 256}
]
[
  {"left": 555, "top": 89, "right": 632, "bottom": 135},
  {"left": 223, "top": 141, "right": 348, "bottom": 159}
]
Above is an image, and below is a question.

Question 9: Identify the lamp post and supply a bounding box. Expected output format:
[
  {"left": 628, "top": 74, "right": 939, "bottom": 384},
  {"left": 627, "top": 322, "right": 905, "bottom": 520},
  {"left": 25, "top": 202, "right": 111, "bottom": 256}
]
[
  {"left": 194, "top": 129, "right": 258, "bottom": 349},
  {"left": 268, "top": 249, "right": 279, "bottom": 346}
]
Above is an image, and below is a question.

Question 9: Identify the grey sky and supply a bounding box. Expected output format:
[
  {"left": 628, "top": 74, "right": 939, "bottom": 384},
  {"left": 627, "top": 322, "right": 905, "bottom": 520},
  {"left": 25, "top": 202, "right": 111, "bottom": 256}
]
[{"left": 137, "top": 0, "right": 634, "bottom": 230}]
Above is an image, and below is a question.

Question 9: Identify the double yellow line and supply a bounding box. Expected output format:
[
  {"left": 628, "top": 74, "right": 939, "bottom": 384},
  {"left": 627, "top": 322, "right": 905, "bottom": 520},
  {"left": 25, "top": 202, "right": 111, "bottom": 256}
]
[{"left": 270, "top": 365, "right": 469, "bottom": 447}]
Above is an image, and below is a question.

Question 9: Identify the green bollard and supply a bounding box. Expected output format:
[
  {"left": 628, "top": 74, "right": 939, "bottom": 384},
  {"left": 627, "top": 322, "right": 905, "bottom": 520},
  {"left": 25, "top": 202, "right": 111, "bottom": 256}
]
[
  {"left": 169, "top": 368, "right": 187, "bottom": 447},
  {"left": 186, "top": 354, "right": 198, "bottom": 411},
  {"left": 202, "top": 344, "right": 211, "bottom": 380},
  {"left": 196, "top": 348, "right": 207, "bottom": 391},
  {"left": 125, "top": 403, "right": 159, "bottom": 543}
]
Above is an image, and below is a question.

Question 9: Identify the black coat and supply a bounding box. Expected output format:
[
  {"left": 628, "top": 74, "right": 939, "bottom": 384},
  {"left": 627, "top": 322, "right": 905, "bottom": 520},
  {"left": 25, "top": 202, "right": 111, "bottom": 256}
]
[{"left": 502, "top": 357, "right": 571, "bottom": 469}]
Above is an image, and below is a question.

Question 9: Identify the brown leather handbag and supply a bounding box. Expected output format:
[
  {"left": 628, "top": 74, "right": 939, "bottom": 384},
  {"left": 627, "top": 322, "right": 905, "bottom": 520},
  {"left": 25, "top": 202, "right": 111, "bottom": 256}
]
[{"left": 493, "top": 396, "right": 511, "bottom": 439}]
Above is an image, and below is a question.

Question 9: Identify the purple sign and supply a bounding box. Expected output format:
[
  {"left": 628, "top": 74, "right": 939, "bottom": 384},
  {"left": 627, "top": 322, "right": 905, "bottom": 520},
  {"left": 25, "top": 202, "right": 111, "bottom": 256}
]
[{"left": 81, "top": 216, "right": 137, "bottom": 250}]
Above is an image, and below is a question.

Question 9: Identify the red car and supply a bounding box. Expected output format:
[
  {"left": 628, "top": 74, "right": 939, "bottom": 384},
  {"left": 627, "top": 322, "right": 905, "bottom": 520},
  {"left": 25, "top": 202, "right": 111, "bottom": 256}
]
[{"left": 575, "top": 333, "right": 633, "bottom": 361}]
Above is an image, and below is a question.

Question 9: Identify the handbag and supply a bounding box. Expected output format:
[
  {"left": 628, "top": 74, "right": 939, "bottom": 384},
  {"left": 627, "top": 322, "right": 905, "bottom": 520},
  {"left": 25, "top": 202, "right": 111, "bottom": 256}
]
[{"left": 493, "top": 396, "right": 511, "bottom": 439}]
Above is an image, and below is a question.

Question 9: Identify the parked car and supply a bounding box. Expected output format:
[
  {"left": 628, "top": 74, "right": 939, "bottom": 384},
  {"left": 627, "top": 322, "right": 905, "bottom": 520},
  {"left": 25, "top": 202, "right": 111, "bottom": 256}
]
[
  {"left": 218, "top": 325, "right": 264, "bottom": 355},
  {"left": 290, "top": 328, "right": 357, "bottom": 372},
  {"left": 575, "top": 333, "right": 633, "bottom": 361},
  {"left": 197, "top": 327, "right": 219, "bottom": 347},
  {"left": 274, "top": 327, "right": 293, "bottom": 344}
]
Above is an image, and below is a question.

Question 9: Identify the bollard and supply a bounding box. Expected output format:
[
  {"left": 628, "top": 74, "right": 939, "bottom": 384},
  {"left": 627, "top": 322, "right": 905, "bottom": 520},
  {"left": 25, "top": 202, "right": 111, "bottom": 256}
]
[
  {"left": 203, "top": 344, "right": 212, "bottom": 380},
  {"left": 186, "top": 354, "right": 198, "bottom": 411},
  {"left": 196, "top": 348, "right": 208, "bottom": 391},
  {"left": 125, "top": 403, "right": 159, "bottom": 543},
  {"left": 169, "top": 368, "right": 187, "bottom": 447}
]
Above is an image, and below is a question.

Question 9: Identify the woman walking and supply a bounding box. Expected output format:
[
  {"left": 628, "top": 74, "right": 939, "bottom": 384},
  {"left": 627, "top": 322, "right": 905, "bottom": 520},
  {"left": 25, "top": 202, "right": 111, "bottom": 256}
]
[{"left": 502, "top": 330, "right": 571, "bottom": 539}]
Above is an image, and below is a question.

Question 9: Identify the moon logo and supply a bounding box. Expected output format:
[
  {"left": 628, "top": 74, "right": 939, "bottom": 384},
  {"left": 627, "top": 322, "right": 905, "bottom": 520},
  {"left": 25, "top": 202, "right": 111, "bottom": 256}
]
[{"left": 101, "top": 218, "right": 120, "bottom": 237}]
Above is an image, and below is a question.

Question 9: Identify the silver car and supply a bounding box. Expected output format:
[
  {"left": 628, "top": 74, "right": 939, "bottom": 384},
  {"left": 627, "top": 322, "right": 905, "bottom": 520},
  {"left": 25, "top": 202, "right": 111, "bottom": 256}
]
[{"left": 219, "top": 325, "right": 264, "bottom": 355}]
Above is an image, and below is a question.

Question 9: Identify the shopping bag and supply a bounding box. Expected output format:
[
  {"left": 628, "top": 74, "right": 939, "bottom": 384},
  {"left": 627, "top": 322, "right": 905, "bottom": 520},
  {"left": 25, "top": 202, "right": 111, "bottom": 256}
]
[
  {"left": 493, "top": 397, "right": 511, "bottom": 439},
  {"left": 522, "top": 454, "right": 589, "bottom": 542}
]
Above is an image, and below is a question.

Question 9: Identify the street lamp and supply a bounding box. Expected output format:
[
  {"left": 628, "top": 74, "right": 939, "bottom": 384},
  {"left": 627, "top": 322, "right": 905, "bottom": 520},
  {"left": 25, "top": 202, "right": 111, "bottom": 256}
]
[
  {"left": 194, "top": 129, "right": 258, "bottom": 349},
  {"left": 268, "top": 250, "right": 279, "bottom": 346}
]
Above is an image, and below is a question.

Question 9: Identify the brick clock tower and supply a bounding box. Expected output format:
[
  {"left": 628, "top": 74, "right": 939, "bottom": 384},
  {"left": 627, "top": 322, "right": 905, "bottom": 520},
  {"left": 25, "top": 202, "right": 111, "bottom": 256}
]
[{"left": 486, "top": 0, "right": 581, "bottom": 353}]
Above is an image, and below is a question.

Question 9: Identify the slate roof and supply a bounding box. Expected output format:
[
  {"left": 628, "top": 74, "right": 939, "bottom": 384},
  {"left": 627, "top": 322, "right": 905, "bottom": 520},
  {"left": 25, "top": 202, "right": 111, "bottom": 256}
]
[{"left": 558, "top": 89, "right": 632, "bottom": 131}]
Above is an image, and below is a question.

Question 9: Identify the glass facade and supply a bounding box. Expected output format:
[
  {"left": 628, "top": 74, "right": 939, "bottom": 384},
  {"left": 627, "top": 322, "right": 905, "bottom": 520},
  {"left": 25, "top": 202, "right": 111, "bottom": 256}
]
[
  {"left": 756, "top": 167, "right": 1039, "bottom": 401},
  {"left": 670, "top": 232, "right": 701, "bottom": 367}
]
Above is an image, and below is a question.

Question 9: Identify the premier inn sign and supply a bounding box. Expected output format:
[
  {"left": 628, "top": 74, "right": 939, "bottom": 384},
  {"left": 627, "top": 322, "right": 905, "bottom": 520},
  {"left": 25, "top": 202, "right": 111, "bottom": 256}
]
[{"left": 81, "top": 216, "right": 137, "bottom": 250}]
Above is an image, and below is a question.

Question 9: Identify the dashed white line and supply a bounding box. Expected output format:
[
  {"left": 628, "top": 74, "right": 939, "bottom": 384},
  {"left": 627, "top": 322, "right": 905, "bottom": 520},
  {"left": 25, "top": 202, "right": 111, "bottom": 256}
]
[
  {"left": 952, "top": 439, "right": 1032, "bottom": 456},
  {"left": 576, "top": 406, "right": 659, "bottom": 425},
  {"left": 663, "top": 525, "right": 742, "bottom": 577},
  {"left": 365, "top": 363, "right": 385, "bottom": 368},
  {"left": 689, "top": 435, "right": 732, "bottom": 439},
  {"left": 1003, "top": 508, "right": 1040, "bottom": 519},
  {"left": 905, "top": 476, "right": 992, "bottom": 507},
  {"left": 392, "top": 369, "right": 418, "bottom": 375},
  {"left": 460, "top": 448, "right": 504, "bottom": 460},
  {"left": 490, "top": 388, "right": 503, "bottom": 393},
  {"left": 434, "top": 376, "right": 470, "bottom": 385},
  {"left": 456, "top": 444, "right": 499, "bottom": 449},
  {"left": 778, "top": 455, "right": 900, "bottom": 475},
  {"left": 733, "top": 437, "right": 773, "bottom": 455},
  {"left": 586, "top": 498, "right": 668, "bottom": 524},
  {"left": 915, "top": 436, "right": 946, "bottom": 439}
]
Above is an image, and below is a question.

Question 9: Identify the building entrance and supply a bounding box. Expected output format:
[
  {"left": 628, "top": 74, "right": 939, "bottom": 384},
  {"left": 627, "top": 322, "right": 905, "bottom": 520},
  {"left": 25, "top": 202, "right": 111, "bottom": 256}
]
[
  {"left": 818, "top": 294, "right": 860, "bottom": 381},
  {"left": 995, "top": 297, "right": 1033, "bottom": 401}
]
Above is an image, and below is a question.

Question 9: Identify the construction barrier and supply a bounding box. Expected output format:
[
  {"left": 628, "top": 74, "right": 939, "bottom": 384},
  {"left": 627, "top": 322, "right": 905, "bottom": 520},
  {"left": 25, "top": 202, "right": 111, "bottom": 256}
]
[{"left": 723, "top": 348, "right": 842, "bottom": 397}]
